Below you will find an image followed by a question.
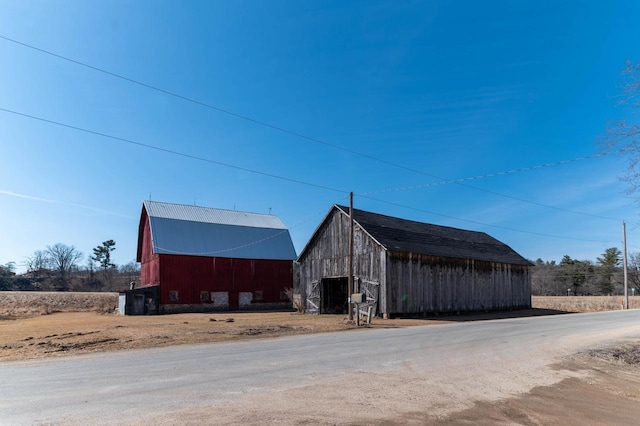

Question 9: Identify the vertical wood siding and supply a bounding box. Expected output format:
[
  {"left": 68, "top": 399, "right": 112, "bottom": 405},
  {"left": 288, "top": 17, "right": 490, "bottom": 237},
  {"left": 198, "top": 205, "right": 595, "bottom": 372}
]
[
  {"left": 299, "top": 207, "right": 531, "bottom": 316},
  {"left": 299, "top": 209, "right": 384, "bottom": 309},
  {"left": 386, "top": 252, "right": 531, "bottom": 314}
]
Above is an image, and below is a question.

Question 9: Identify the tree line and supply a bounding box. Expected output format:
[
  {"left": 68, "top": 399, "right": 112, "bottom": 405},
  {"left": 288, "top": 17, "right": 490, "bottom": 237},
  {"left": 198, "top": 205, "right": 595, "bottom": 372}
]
[
  {"left": 1, "top": 240, "right": 636, "bottom": 296},
  {"left": 531, "top": 247, "right": 640, "bottom": 296},
  {"left": 0, "top": 240, "right": 140, "bottom": 292}
]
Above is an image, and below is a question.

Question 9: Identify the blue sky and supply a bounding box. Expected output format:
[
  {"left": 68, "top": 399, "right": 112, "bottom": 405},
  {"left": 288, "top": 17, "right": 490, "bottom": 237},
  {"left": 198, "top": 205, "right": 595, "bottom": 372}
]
[{"left": 2, "top": 1, "right": 640, "bottom": 272}]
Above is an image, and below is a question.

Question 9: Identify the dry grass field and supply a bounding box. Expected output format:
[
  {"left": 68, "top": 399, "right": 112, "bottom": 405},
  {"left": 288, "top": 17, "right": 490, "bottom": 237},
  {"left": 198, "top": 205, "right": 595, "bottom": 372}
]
[
  {"left": 1, "top": 292, "right": 636, "bottom": 318},
  {"left": 1, "top": 291, "right": 639, "bottom": 361},
  {"left": 0, "top": 291, "right": 118, "bottom": 318},
  {"left": 532, "top": 295, "right": 640, "bottom": 312}
]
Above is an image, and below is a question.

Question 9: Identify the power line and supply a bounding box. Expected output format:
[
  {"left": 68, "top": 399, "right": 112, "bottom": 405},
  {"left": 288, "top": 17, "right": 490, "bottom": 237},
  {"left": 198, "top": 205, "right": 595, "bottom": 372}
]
[
  {"left": 358, "top": 194, "right": 621, "bottom": 244},
  {"left": 4, "top": 34, "right": 626, "bottom": 227},
  {"left": 0, "top": 106, "right": 348, "bottom": 195},
  {"left": 0, "top": 105, "right": 625, "bottom": 246},
  {"left": 0, "top": 34, "right": 410, "bottom": 170},
  {"left": 360, "top": 153, "right": 620, "bottom": 221},
  {"left": 0, "top": 33, "right": 612, "bottom": 211},
  {"left": 363, "top": 153, "right": 606, "bottom": 195},
  {"left": 0, "top": 105, "right": 627, "bottom": 246},
  {"left": 2, "top": 37, "right": 636, "bottom": 263}
]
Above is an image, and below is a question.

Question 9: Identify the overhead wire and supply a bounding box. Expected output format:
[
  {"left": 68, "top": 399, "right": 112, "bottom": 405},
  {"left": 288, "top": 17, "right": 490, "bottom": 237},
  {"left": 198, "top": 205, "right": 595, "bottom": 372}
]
[
  {"left": 360, "top": 153, "right": 621, "bottom": 221},
  {"left": 358, "top": 194, "right": 623, "bottom": 244},
  {"left": 0, "top": 105, "right": 626, "bottom": 247},
  {"left": 363, "top": 153, "right": 606, "bottom": 195},
  {"left": 0, "top": 106, "right": 348, "bottom": 195},
  {"left": 0, "top": 35, "right": 407, "bottom": 168},
  {"left": 0, "top": 35, "right": 632, "bottom": 251},
  {"left": 0, "top": 33, "right": 616, "bottom": 216}
]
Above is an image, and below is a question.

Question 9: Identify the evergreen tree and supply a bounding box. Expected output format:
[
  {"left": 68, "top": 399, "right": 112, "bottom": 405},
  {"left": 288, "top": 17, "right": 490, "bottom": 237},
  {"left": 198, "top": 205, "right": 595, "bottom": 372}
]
[
  {"left": 596, "top": 247, "right": 621, "bottom": 295},
  {"left": 92, "top": 240, "right": 116, "bottom": 272}
]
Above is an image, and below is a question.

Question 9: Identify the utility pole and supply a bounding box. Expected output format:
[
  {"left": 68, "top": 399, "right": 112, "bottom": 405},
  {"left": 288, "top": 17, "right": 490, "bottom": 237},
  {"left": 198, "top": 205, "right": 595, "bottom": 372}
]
[
  {"left": 623, "top": 221, "right": 629, "bottom": 309},
  {"left": 348, "top": 192, "right": 354, "bottom": 321}
]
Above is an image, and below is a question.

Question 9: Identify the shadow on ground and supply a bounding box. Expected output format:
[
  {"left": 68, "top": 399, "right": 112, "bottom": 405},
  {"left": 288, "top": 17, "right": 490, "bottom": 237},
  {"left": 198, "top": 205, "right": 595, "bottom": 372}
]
[{"left": 395, "top": 308, "right": 571, "bottom": 322}]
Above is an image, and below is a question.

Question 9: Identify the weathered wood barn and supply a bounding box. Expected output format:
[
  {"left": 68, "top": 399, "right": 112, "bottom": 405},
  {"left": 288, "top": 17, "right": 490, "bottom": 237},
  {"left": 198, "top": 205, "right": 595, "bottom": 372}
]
[
  {"left": 298, "top": 205, "right": 531, "bottom": 317},
  {"left": 136, "top": 200, "right": 297, "bottom": 313}
]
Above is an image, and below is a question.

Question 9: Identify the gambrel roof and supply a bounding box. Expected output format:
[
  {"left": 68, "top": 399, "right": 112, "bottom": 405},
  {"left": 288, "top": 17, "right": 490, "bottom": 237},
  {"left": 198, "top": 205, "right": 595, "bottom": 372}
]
[
  {"left": 137, "top": 201, "right": 297, "bottom": 261},
  {"left": 299, "top": 205, "right": 530, "bottom": 266}
]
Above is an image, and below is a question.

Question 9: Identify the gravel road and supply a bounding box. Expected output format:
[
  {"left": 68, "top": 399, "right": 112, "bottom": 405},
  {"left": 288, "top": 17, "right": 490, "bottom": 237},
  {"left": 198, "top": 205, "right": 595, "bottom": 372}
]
[{"left": 2, "top": 310, "right": 640, "bottom": 425}]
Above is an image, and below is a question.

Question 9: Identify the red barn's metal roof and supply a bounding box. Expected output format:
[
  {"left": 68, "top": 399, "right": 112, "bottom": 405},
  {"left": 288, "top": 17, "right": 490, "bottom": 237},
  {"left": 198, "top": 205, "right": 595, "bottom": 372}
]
[{"left": 139, "top": 201, "right": 297, "bottom": 261}]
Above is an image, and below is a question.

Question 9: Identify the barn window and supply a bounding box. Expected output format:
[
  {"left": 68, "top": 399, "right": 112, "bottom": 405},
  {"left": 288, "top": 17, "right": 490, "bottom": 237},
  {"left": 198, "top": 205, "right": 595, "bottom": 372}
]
[
  {"left": 200, "top": 291, "right": 209, "bottom": 303},
  {"left": 169, "top": 291, "right": 179, "bottom": 302},
  {"left": 254, "top": 291, "right": 264, "bottom": 301}
]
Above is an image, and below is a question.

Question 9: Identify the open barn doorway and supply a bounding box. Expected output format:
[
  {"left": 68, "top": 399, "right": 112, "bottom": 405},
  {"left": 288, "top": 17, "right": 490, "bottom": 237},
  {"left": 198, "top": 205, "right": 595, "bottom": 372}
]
[{"left": 321, "top": 277, "right": 348, "bottom": 314}]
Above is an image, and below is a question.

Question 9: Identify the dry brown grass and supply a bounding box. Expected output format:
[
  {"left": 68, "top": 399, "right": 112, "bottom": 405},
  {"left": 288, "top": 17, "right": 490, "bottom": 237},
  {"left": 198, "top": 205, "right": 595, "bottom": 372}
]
[
  {"left": 587, "top": 343, "right": 640, "bottom": 365},
  {"left": 0, "top": 291, "right": 426, "bottom": 361},
  {"left": 3, "top": 292, "right": 638, "bottom": 319},
  {"left": 0, "top": 291, "right": 118, "bottom": 318},
  {"left": 0, "top": 311, "right": 362, "bottom": 361},
  {"left": 532, "top": 296, "right": 640, "bottom": 312}
]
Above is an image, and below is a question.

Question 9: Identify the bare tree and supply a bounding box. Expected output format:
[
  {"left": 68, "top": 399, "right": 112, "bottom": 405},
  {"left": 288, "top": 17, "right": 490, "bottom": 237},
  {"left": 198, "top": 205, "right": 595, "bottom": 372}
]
[
  {"left": 283, "top": 287, "right": 305, "bottom": 313},
  {"left": 46, "top": 243, "right": 83, "bottom": 291},
  {"left": 25, "top": 250, "right": 51, "bottom": 282},
  {"left": 599, "top": 61, "right": 640, "bottom": 196},
  {"left": 531, "top": 259, "right": 560, "bottom": 295},
  {"left": 628, "top": 252, "right": 640, "bottom": 293},
  {"left": 25, "top": 250, "right": 50, "bottom": 270},
  {"left": 119, "top": 261, "right": 140, "bottom": 282}
]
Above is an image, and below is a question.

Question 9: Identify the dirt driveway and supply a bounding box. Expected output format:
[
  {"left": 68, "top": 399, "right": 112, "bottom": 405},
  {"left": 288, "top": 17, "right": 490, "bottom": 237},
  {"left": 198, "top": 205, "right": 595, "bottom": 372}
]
[{"left": 0, "top": 308, "right": 572, "bottom": 362}]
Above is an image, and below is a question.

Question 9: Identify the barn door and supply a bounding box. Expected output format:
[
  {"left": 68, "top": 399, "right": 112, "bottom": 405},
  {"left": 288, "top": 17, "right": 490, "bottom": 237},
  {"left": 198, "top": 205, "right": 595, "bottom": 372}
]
[
  {"left": 229, "top": 291, "right": 239, "bottom": 311},
  {"left": 306, "top": 280, "right": 320, "bottom": 314}
]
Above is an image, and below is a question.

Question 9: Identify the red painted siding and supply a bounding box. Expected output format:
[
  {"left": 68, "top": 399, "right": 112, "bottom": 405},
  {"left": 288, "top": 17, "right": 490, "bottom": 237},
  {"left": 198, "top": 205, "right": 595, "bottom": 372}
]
[
  {"left": 139, "top": 209, "right": 160, "bottom": 287},
  {"left": 157, "top": 255, "right": 292, "bottom": 305}
]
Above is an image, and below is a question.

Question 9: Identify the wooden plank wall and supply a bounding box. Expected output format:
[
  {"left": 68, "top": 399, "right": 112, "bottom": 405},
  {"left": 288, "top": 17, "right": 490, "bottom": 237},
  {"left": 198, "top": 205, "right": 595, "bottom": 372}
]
[
  {"left": 386, "top": 252, "right": 531, "bottom": 314},
  {"left": 299, "top": 209, "right": 385, "bottom": 309}
]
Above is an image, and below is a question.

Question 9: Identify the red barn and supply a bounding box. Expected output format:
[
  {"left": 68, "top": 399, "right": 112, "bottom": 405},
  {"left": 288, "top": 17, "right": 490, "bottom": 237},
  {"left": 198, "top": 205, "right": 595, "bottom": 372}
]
[{"left": 136, "top": 200, "right": 297, "bottom": 313}]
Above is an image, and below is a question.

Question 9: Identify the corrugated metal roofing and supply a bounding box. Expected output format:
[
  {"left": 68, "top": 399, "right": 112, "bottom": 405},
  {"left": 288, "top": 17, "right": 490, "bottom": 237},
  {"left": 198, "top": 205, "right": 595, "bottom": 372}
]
[
  {"left": 333, "top": 205, "right": 531, "bottom": 266},
  {"left": 142, "top": 201, "right": 296, "bottom": 260},
  {"left": 143, "top": 200, "right": 288, "bottom": 229}
]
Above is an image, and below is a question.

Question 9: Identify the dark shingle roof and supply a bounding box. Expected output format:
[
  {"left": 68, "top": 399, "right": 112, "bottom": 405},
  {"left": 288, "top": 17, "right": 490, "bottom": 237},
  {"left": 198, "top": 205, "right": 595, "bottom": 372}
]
[{"left": 336, "top": 205, "right": 531, "bottom": 266}]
